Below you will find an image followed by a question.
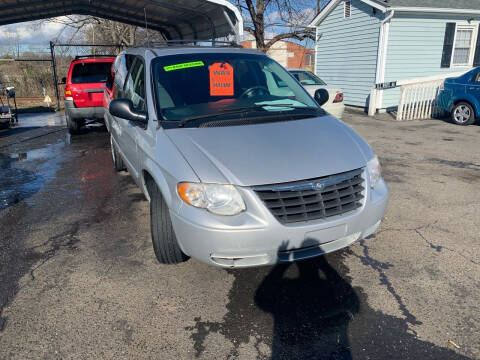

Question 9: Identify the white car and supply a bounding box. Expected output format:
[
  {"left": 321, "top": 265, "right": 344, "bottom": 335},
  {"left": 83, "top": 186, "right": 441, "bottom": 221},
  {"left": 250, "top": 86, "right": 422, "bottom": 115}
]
[{"left": 289, "top": 69, "right": 345, "bottom": 119}]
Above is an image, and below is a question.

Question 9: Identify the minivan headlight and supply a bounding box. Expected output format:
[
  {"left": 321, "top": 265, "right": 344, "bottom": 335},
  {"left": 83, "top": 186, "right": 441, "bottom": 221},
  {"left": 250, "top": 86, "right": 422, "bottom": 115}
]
[
  {"left": 177, "top": 182, "right": 246, "bottom": 215},
  {"left": 367, "top": 156, "right": 381, "bottom": 188}
]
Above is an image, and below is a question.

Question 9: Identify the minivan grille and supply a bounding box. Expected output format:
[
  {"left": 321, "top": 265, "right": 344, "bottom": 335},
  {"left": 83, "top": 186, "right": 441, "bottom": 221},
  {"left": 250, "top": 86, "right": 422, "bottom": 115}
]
[{"left": 253, "top": 169, "right": 365, "bottom": 224}]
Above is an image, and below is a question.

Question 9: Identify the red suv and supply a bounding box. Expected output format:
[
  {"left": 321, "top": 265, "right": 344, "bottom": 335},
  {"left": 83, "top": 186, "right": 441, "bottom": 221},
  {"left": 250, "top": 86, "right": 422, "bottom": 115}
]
[{"left": 63, "top": 56, "right": 115, "bottom": 134}]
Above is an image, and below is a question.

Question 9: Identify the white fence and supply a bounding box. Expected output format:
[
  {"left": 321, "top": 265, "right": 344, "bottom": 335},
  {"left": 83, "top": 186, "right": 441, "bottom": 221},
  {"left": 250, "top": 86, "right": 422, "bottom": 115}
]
[
  {"left": 396, "top": 80, "right": 444, "bottom": 121},
  {"left": 369, "top": 71, "right": 467, "bottom": 120}
]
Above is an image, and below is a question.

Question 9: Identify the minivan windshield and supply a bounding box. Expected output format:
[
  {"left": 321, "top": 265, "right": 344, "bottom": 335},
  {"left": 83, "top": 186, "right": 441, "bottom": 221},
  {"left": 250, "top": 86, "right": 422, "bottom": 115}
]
[{"left": 151, "top": 53, "right": 320, "bottom": 124}]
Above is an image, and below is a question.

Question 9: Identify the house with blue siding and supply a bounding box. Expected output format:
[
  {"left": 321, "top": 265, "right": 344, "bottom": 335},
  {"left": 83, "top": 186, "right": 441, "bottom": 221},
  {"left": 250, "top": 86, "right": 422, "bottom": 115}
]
[{"left": 309, "top": 0, "right": 480, "bottom": 112}]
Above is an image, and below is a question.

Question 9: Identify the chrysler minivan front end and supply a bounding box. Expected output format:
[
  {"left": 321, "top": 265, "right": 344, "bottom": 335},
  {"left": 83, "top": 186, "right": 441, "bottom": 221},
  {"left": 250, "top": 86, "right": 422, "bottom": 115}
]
[
  {"left": 109, "top": 47, "right": 389, "bottom": 268},
  {"left": 149, "top": 48, "right": 389, "bottom": 267},
  {"left": 170, "top": 162, "right": 388, "bottom": 267}
]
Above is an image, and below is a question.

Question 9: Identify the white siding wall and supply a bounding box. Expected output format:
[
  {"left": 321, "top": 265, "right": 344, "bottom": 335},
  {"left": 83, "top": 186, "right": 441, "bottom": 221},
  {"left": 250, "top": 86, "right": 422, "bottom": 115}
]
[
  {"left": 382, "top": 14, "right": 476, "bottom": 109},
  {"left": 315, "top": 0, "right": 382, "bottom": 107}
]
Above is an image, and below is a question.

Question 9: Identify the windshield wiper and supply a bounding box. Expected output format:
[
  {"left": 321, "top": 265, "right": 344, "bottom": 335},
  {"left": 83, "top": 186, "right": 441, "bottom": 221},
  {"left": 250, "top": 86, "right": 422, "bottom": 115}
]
[{"left": 177, "top": 104, "right": 320, "bottom": 127}]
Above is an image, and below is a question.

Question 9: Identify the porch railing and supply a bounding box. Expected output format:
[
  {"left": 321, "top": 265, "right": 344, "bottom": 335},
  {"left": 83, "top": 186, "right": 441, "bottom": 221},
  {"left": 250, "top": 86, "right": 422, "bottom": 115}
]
[
  {"left": 396, "top": 79, "right": 444, "bottom": 121},
  {"left": 369, "top": 71, "right": 467, "bottom": 120}
]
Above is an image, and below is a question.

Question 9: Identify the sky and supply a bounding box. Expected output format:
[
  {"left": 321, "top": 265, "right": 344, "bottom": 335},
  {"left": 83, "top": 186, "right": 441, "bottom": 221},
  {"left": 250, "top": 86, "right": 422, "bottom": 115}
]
[
  {"left": 0, "top": 20, "right": 68, "bottom": 46},
  {"left": 0, "top": 1, "right": 320, "bottom": 50}
]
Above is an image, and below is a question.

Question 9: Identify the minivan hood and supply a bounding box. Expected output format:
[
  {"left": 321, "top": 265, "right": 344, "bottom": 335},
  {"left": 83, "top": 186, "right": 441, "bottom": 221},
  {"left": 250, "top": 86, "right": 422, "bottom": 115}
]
[{"left": 165, "top": 116, "right": 371, "bottom": 186}]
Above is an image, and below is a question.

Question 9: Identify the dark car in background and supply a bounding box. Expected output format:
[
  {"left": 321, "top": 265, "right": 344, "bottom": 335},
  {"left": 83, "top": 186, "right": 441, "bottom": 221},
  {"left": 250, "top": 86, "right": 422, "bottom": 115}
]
[
  {"left": 63, "top": 55, "right": 115, "bottom": 134},
  {"left": 437, "top": 67, "right": 480, "bottom": 126}
]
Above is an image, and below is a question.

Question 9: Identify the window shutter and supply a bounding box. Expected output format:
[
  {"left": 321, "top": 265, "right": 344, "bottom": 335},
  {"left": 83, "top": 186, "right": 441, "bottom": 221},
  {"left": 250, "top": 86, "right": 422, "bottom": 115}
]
[
  {"left": 441, "top": 23, "right": 456, "bottom": 68},
  {"left": 473, "top": 25, "right": 480, "bottom": 67}
]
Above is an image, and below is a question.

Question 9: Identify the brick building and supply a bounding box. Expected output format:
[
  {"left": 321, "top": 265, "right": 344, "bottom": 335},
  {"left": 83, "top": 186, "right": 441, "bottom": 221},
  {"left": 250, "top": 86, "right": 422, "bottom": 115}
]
[{"left": 241, "top": 39, "right": 314, "bottom": 70}]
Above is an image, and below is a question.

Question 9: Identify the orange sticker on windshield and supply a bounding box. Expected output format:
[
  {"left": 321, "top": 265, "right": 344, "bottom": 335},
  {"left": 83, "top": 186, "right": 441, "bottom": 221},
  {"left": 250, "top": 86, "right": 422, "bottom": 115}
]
[{"left": 210, "top": 62, "right": 234, "bottom": 96}]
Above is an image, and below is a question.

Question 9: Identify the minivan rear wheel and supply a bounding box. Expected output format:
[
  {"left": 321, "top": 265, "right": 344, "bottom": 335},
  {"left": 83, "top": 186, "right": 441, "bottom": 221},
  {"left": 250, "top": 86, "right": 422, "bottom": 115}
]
[
  {"left": 66, "top": 113, "right": 84, "bottom": 134},
  {"left": 147, "top": 179, "right": 189, "bottom": 264},
  {"left": 451, "top": 102, "right": 476, "bottom": 125}
]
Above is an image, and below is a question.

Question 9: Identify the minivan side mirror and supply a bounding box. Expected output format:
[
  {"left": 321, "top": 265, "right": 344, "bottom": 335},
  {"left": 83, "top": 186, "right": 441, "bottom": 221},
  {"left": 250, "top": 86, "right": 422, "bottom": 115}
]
[
  {"left": 314, "top": 88, "right": 329, "bottom": 106},
  {"left": 109, "top": 98, "right": 147, "bottom": 126},
  {"left": 61, "top": 77, "right": 67, "bottom": 84}
]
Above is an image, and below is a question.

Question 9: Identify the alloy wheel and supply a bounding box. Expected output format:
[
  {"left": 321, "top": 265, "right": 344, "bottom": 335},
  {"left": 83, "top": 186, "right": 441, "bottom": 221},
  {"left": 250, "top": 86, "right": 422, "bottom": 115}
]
[{"left": 454, "top": 105, "right": 471, "bottom": 124}]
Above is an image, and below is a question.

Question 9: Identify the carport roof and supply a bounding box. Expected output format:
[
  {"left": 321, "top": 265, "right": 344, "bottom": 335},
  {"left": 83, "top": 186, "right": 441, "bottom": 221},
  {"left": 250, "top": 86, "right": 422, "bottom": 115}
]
[{"left": 0, "top": 0, "right": 243, "bottom": 41}]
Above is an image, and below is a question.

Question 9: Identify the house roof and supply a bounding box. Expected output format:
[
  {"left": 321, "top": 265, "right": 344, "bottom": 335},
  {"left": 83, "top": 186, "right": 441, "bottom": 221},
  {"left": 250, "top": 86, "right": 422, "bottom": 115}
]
[
  {"left": 373, "top": 0, "right": 480, "bottom": 11},
  {"left": 310, "top": 0, "right": 480, "bottom": 27},
  {"left": 0, "top": 0, "right": 243, "bottom": 41}
]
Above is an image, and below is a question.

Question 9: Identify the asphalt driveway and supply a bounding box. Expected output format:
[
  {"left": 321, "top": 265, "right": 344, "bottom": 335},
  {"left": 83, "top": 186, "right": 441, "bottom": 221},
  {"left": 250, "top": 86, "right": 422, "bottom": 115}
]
[{"left": 0, "top": 110, "right": 478, "bottom": 359}]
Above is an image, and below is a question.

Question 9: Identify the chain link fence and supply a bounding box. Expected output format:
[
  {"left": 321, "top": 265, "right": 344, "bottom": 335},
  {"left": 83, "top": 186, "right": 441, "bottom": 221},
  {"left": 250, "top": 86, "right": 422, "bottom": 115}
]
[{"left": 0, "top": 47, "right": 53, "bottom": 99}]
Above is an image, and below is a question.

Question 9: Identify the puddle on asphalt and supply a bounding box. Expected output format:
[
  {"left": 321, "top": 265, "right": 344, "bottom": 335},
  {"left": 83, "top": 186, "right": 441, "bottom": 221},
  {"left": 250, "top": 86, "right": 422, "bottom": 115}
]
[
  {"left": 0, "top": 142, "right": 66, "bottom": 210},
  {"left": 15, "top": 112, "right": 66, "bottom": 128}
]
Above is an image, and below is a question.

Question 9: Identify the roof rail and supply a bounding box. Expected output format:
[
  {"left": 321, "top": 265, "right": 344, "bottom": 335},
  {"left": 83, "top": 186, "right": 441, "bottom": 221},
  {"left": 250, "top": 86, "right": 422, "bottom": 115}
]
[
  {"left": 74, "top": 55, "right": 116, "bottom": 60},
  {"left": 138, "top": 40, "right": 243, "bottom": 48}
]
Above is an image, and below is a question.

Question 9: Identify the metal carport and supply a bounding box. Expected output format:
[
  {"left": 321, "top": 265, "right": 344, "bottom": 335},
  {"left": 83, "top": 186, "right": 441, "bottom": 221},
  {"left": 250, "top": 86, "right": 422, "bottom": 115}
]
[{"left": 0, "top": 0, "right": 243, "bottom": 42}]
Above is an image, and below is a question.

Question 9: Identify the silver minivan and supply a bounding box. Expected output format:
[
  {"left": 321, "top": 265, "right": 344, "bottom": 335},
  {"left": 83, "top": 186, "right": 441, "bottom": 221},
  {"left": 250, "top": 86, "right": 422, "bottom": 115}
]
[{"left": 107, "top": 44, "right": 389, "bottom": 268}]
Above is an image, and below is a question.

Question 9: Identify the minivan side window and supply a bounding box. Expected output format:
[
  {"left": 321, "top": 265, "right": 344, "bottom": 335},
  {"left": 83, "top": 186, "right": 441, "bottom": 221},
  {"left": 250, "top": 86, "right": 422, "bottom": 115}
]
[
  {"left": 113, "top": 54, "right": 136, "bottom": 99},
  {"left": 105, "top": 64, "right": 114, "bottom": 91},
  {"left": 124, "top": 58, "right": 146, "bottom": 112}
]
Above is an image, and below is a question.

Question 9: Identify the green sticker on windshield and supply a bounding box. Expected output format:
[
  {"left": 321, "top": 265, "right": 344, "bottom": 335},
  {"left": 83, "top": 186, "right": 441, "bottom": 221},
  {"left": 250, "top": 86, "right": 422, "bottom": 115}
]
[{"left": 164, "top": 61, "right": 204, "bottom": 72}]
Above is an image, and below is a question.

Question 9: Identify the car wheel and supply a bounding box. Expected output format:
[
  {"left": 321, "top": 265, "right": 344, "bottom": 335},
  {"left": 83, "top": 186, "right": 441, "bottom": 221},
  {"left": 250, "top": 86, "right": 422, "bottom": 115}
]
[
  {"left": 451, "top": 102, "right": 476, "bottom": 125},
  {"left": 110, "top": 135, "right": 126, "bottom": 172},
  {"left": 147, "top": 179, "right": 189, "bottom": 264},
  {"left": 66, "top": 113, "right": 84, "bottom": 134}
]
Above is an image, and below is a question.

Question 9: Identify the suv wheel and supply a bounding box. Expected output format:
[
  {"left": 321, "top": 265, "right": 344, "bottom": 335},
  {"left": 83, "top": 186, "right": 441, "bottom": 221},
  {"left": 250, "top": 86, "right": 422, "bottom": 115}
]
[
  {"left": 451, "top": 102, "right": 476, "bottom": 125},
  {"left": 110, "top": 135, "right": 126, "bottom": 172},
  {"left": 147, "top": 179, "right": 189, "bottom": 264},
  {"left": 66, "top": 113, "right": 84, "bottom": 134}
]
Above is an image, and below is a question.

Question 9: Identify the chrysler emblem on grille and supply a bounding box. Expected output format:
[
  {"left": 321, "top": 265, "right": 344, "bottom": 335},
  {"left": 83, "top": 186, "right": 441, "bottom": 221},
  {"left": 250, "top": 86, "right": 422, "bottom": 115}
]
[{"left": 314, "top": 182, "right": 324, "bottom": 190}]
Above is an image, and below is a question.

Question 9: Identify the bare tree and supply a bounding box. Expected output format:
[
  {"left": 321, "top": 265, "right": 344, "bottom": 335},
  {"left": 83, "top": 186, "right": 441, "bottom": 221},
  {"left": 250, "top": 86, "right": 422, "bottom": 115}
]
[{"left": 231, "top": 0, "right": 316, "bottom": 52}]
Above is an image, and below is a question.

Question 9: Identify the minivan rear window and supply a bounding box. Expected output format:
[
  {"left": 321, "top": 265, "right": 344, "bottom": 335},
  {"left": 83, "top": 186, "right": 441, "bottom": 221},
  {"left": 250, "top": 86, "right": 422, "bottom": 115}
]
[{"left": 71, "top": 62, "right": 112, "bottom": 84}]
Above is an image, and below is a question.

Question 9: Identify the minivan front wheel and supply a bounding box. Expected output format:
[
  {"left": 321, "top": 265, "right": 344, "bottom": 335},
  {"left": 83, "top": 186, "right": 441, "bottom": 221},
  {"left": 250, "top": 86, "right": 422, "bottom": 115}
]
[
  {"left": 451, "top": 102, "right": 476, "bottom": 125},
  {"left": 110, "top": 135, "right": 126, "bottom": 172},
  {"left": 147, "top": 179, "right": 189, "bottom": 264}
]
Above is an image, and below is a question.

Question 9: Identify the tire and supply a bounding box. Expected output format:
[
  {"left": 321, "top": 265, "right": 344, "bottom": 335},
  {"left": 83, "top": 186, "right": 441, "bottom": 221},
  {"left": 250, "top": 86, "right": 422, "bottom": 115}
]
[
  {"left": 147, "top": 179, "right": 189, "bottom": 264},
  {"left": 110, "top": 135, "right": 126, "bottom": 172},
  {"left": 66, "top": 113, "right": 84, "bottom": 134},
  {"left": 451, "top": 102, "right": 476, "bottom": 125}
]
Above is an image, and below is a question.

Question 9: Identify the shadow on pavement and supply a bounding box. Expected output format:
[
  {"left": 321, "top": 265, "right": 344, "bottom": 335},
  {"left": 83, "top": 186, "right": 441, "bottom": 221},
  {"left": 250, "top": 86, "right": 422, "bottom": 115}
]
[
  {"left": 254, "top": 251, "right": 358, "bottom": 359},
  {"left": 187, "top": 248, "right": 472, "bottom": 360}
]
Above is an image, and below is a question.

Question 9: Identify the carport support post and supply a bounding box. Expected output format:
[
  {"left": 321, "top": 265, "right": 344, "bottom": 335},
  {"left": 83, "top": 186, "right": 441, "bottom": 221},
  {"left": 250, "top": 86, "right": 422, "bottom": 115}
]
[{"left": 50, "top": 41, "right": 61, "bottom": 110}]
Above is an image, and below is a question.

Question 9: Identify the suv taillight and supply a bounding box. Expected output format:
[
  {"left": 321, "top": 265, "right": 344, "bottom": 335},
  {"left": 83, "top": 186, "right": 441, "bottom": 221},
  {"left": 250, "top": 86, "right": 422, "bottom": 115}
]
[
  {"left": 65, "top": 88, "right": 73, "bottom": 101},
  {"left": 439, "top": 81, "right": 445, "bottom": 91},
  {"left": 333, "top": 92, "right": 344, "bottom": 103}
]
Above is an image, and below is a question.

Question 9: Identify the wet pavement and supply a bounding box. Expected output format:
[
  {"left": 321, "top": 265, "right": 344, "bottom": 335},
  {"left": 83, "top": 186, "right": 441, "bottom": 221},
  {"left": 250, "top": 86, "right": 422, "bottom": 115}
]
[{"left": 0, "top": 110, "right": 479, "bottom": 359}]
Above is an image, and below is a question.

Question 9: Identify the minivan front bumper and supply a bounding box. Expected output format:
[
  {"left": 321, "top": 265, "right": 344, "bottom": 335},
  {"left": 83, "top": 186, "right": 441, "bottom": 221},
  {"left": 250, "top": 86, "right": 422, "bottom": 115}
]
[{"left": 170, "top": 177, "right": 389, "bottom": 268}]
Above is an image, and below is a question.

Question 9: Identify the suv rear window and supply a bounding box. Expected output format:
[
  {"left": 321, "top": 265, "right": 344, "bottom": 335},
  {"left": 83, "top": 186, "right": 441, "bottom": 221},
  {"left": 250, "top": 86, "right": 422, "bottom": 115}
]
[{"left": 71, "top": 62, "right": 112, "bottom": 84}]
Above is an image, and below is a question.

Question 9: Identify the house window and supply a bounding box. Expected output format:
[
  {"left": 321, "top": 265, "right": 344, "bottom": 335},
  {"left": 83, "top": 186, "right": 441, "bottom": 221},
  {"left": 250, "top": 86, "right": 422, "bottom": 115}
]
[
  {"left": 452, "top": 26, "right": 476, "bottom": 66},
  {"left": 344, "top": 1, "right": 351, "bottom": 19},
  {"left": 305, "top": 53, "right": 313, "bottom": 67}
]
